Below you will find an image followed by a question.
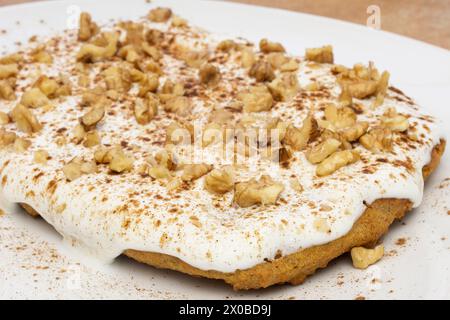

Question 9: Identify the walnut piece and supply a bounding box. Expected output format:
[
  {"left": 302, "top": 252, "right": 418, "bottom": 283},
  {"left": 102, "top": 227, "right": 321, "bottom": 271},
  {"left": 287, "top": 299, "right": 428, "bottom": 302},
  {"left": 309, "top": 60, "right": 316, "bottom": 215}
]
[
  {"left": 0, "top": 64, "right": 18, "bottom": 80},
  {"left": 316, "top": 149, "right": 360, "bottom": 177},
  {"left": 0, "top": 79, "right": 16, "bottom": 100},
  {"left": 305, "top": 45, "right": 334, "bottom": 63},
  {"left": 240, "top": 48, "right": 255, "bottom": 68},
  {"left": 323, "top": 104, "right": 357, "bottom": 129},
  {"left": 134, "top": 95, "right": 159, "bottom": 125},
  {"left": 268, "top": 72, "right": 299, "bottom": 101},
  {"left": 34, "top": 150, "right": 50, "bottom": 164},
  {"left": 359, "top": 127, "right": 393, "bottom": 152},
  {"left": 199, "top": 63, "right": 221, "bottom": 86},
  {"left": 62, "top": 158, "right": 94, "bottom": 181},
  {"left": 0, "top": 128, "right": 17, "bottom": 147},
  {"left": 340, "top": 121, "right": 369, "bottom": 142},
  {"left": 249, "top": 60, "right": 275, "bottom": 82},
  {"left": 10, "top": 104, "right": 42, "bottom": 134},
  {"left": 238, "top": 85, "right": 273, "bottom": 113},
  {"left": 78, "top": 12, "right": 99, "bottom": 41},
  {"left": 102, "top": 65, "right": 132, "bottom": 93},
  {"left": 148, "top": 7, "right": 172, "bottom": 22},
  {"left": 351, "top": 245, "right": 384, "bottom": 269},
  {"left": 77, "top": 32, "right": 119, "bottom": 63},
  {"left": 306, "top": 138, "right": 341, "bottom": 164},
  {"left": 0, "top": 111, "right": 10, "bottom": 125},
  {"left": 217, "top": 40, "right": 237, "bottom": 52},
  {"left": 20, "top": 88, "right": 51, "bottom": 109},
  {"left": 283, "top": 114, "right": 318, "bottom": 151},
  {"left": 72, "top": 124, "right": 86, "bottom": 144},
  {"left": 259, "top": 39, "right": 285, "bottom": 53},
  {"left": 234, "top": 175, "right": 284, "bottom": 208},
  {"left": 202, "top": 122, "right": 223, "bottom": 147},
  {"left": 13, "top": 137, "right": 31, "bottom": 153},
  {"left": 181, "top": 163, "right": 213, "bottom": 182},
  {"left": 164, "top": 96, "right": 191, "bottom": 116},
  {"left": 83, "top": 130, "right": 101, "bottom": 148},
  {"left": 30, "top": 46, "right": 53, "bottom": 64},
  {"left": 94, "top": 146, "right": 133, "bottom": 173},
  {"left": 165, "top": 121, "right": 194, "bottom": 145},
  {"left": 204, "top": 167, "right": 234, "bottom": 194},
  {"left": 381, "top": 107, "right": 409, "bottom": 132},
  {"left": 81, "top": 104, "right": 105, "bottom": 130}
]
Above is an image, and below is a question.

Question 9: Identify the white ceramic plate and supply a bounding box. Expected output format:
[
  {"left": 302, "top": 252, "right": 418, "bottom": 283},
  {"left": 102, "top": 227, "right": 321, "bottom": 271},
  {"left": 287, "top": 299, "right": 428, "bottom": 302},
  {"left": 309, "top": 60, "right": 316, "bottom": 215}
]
[{"left": 0, "top": 0, "right": 449, "bottom": 300}]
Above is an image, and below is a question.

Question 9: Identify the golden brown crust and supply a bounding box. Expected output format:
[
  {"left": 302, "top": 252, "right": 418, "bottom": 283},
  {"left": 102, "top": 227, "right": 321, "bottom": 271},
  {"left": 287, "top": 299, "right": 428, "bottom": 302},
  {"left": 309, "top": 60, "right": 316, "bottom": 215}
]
[{"left": 21, "top": 140, "right": 446, "bottom": 290}]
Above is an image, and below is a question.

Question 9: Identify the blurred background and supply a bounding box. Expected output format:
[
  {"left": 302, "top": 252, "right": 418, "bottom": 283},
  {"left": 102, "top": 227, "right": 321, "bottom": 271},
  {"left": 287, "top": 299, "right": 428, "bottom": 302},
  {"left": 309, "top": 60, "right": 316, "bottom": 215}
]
[{"left": 0, "top": 0, "right": 449, "bottom": 50}]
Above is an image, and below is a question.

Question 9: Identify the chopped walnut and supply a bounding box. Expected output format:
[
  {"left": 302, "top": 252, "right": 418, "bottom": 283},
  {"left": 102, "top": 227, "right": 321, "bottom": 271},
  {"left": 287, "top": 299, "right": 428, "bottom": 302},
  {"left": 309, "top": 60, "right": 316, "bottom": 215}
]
[
  {"left": 30, "top": 46, "right": 53, "bottom": 64},
  {"left": 381, "top": 107, "right": 409, "bottom": 132},
  {"left": 78, "top": 12, "right": 99, "bottom": 41},
  {"left": 83, "top": 130, "right": 101, "bottom": 148},
  {"left": 172, "top": 44, "right": 209, "bottom": 68},
  {"left": 148, "top": 165, "right": 171, "bottom": 180},
  {"left": 20, "top": 88, "right": 51, "bottom": 109},
  {"left": 234, "top": 175, "right": 284, "bottom": 208},
  {"left": 340, "top": 121, "right": 369, "bottom": 142},
  {"left": 306, "top": 138, "right": 341, "bottom": 164},
  {"left": 164, "top": 96, "right": 191, "bottom": 116},
  {"left": 148, "top": 7, "right": 172, "bottom": 22},
  {"left": 280, "top": 59, "right": 299, "bottom": 72},
  {"left": 138, "top": 73, "right": 159, "bottom": 97},
  {"left": 217, "top": 40, "right": 237, "bottom": 52},
  {"left": 10, "top": 104, "right": 42, "bottom": 134},
  {"left": 102, "top": 65, "right": 132, "bottom": 93},
  {"left": 323, "top": 104, "right": 357, "bottom": 129},
  {"left": 202, "top": 122, "right": 223, "bottom": 147},
  {"left": 0, "top": 79, "right": 16, "bottom": 100},
  {"left": 145, "top": 28, "right": 164, "bottom": 46},
  {"left": 81, "top": 104, "right": 105, "bottom": 130},
  {"left": 34, "top": 150, "right": 50, "bottom": 164},
  {"left": 171, "top": 15, "right": 187, "bottom": 27},
  {"left": 266, "top": 52, "right": 289, "bottom": 69},
  {"left": 154, "top": 150, "right": 178, "bottom": 170},
  {"left": 199, "top": 63, "right": 221, "bottom": 86},
  {"left": 268, "top": 72, "right": 299, "bottom": 101},
  {"left": 0, "top": 111, "right": 10, "bottom": 125},
  {"left": 204, "top": 167, "right": 234, "bottom": 194},
  {"left": 249, "top": 60, "right": 275, "bottom": 82},
  {"left": 134, "top": 95, "right": 159, "bottom": 125},
  {"left": 259, "top": 39, "right": 285, "bottom": 53},
  {"left": 240, "top": 48, "right": 255, "bottom": 68},
  {"left": 351, "top": 245, "right": 384, "bottom": 269},
  {"left": 0, "top": 128, "right": 17, "bottom": 147},
  {"left": 238, "top": 85, "right": 273, "bottom": 113},
  {"left": 72, "top": 124, "right": 86, "bottom": 144},
  {"left": 81, "top": 87, "right": 106, "bottom": 107},
  {"left": 0, "top": 64, "right": 18, "bottom": 80},
  {"left": 283, "top": 114, "right": 318, "bottom": 151},
  {"left": 94, "top": 146, "right": 133, "bottom": 173},
  {"left": 13, "top": 137, "right": 31, "bottom": 153},
  {"left": 372, "top": 71, "right": 390, "bottom": 108},
  {"left": 359, "top": 127, "right": 393, "bottom": 152},
  {"left": 77, "top": 32, "right": 119, "bottom": 63},
  {"left": 316, "top": 149, "right": 360, "bottom": 177},
  {"left": 165, "top": 121, "right": 194, "bottom": 145},
  {"left": 0, "top": 53, "right": 23, "bottom": 65},
  {"left": 158, "top": 80, "right": 184, "bottom": 103},
  {"left": 337, "top": 62, "right": 388, "bottom": 100},
  {"left": 208, "top": 108, "right": 234, "bottom": 125},
  {"left": 305, "top": 45, "right": 334, "bottom": 63},
  {"left": 289, "top": 177, "right": 304, "bottom": 193},
  {"left": 117, "top": 45, "right": 141, "bottom": 63},
  {"left": 181, "top": 163, "right": 213, "bottom": 182},
  {"left": 62, "top": 161, "right": 82, "bottom": 181}
]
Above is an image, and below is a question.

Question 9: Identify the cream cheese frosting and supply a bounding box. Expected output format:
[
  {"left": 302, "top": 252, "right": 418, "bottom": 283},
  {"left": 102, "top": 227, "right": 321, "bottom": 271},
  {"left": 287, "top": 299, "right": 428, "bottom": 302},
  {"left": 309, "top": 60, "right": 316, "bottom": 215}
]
[{"left": 0, "top": 12, "right": 444, "bottom": 273}]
